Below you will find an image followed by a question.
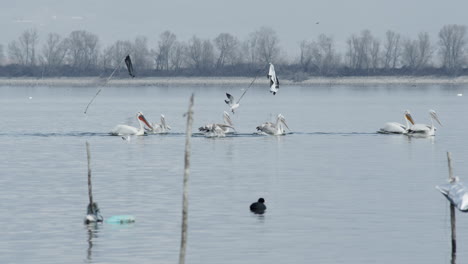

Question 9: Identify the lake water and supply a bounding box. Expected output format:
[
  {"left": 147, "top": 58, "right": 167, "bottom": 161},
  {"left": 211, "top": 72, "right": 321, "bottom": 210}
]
[{"left": 0, "top": 83, "right": 467, "bottom": 264}]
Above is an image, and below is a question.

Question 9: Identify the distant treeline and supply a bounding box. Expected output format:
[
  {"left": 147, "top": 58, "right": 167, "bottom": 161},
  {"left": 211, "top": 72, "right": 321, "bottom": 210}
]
[{"left": 1, "top": 25, "right": 468, "bottom": 80}]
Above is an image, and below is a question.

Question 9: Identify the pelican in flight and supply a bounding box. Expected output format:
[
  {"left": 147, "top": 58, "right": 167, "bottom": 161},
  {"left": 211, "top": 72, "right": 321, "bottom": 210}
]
[
  {"left": 146, "top": 114, "right": 171, "bottom": 134},
  {"left": 256, "top": 114, "right": 290, "bottom": 135},
  {"left": 378, "top": 110, "right": 415, "bottom": 134},
  {"left": 407, "top": 110, "right": 442, "bottom": 136},
  {"left": 268, "top": 63, "right": 280, "bottom": 95},
  {"left": 110, "top": 112, "right": 152, "bottom": 136},
  {"left": 199, "top": 111, "right": 235, "bottom": 137}
]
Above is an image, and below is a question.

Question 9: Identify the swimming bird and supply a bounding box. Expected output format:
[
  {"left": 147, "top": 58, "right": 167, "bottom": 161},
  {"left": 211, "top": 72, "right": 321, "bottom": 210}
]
[
  {"left": 268, "top": 63, "right": 279, "bottom": 95},
  {"left": 110, "top": 112, "right": 153, "bottom": 136},
  {"left": 250, "top": 198, "right": 266, "bottom": 214},
  {"left": 407, "top": 110, "right": 442, "bottom": 136},
  {"left": 146, "top": 114, "right": 171, "bottom": 134},
  {"left": 199, "top": 112, "right": 236, "bottom": 137},
  {"left": 437, "top": 178, "right": 468, "bottom": 212},
  {"left": 198, "top": 123, "right": 234, "bottom": 137},
  {"left": 378, "top": 110, "right": 415, "bottom": 134},
  {"left": 222, "top": 111, "right": 235, "bottom": 134},
  {"left": 84, "top": 202, "right": 103, "bottom": 224},
  {"left": 256, "top": 114, "right": 290, "bottom": 135}
]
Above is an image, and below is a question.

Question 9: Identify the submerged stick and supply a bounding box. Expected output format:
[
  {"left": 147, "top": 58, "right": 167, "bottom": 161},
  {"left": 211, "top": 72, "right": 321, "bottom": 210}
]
[
  {"left": 179, "top": 94, "right": 194, "bottom": 264},
  {"left": 86, "top": 141, "right": 94, "bottom": 213},
  {"left": 447, "top": 152, "right": 456, "bottom": 255}
]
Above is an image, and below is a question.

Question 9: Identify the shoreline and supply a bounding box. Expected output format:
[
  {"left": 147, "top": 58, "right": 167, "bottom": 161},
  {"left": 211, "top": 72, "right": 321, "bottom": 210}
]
[{"left": 0, "top": 76, "right": 467, "bottom": 87}]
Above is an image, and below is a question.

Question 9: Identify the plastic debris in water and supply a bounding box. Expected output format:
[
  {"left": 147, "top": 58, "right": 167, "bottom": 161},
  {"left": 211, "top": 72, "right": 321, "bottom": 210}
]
[
  {"left": 105, "top": 215, "right": 136, "bottom": 224},
  {"left": 437, "top": 179, "right": 468, "bottom": 212},
  {"left": 457, "top": 93, "right": 463, "bottom": 96}
]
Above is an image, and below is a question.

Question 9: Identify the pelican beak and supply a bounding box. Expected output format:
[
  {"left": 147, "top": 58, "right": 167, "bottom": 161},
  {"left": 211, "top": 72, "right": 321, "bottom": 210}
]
[
  {"left": 138, "top": 113, "right": 153, "bottom": 130},
  {"left": 405, "top": 113, "right": 415, "bottom": 125},
  {"left": 281, "top": 119, "right": 290, "bottom": 130},
  {"left": 431, "top": 111, "right": 443, "bottom": 127}
]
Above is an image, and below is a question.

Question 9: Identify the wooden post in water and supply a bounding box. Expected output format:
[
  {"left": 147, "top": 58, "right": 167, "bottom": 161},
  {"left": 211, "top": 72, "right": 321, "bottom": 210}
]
[
  {"left": 447, "top": 152, "right": 456, "bottom": 256},
  {"left": 179, "top": 94, "right": 194, "bottom": 264},
  {"left": 86, "top": 141, "right": 94, "bottom": 214}
]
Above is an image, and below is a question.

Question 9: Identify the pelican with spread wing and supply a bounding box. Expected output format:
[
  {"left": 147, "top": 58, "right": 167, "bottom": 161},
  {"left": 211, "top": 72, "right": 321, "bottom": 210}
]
[
  {"left": 199, "top": 111, "right": 236, "bottom": 137},
  {"left": 256, "top": 114, "right": 290, "bottom": 135},
  {"left": 146, "top": 114, "right": 171, "bottom": 134}
]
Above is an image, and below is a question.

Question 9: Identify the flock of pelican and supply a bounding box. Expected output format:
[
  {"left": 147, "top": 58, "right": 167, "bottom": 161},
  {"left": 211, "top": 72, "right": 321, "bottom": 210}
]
[
  {"left": 378, "top": 110, "right": 442, "bottom": 137},
  {"left": 109, "top": 63, "right": 286, "bottom": 138},
  {"left": 107, "top": 62, "right": 443, "bottom": 139}
]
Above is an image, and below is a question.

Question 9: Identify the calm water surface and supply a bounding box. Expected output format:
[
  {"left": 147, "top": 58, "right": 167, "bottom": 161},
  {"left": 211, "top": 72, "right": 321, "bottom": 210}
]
[{"left": 0, "top": 84, "right": 467, "bottom": 264}]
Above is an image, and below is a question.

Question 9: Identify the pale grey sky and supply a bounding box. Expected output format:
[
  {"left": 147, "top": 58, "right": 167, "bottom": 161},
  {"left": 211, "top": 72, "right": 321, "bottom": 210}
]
[{"left": 1, "top": 0, "right": 467, "bottom": 58}]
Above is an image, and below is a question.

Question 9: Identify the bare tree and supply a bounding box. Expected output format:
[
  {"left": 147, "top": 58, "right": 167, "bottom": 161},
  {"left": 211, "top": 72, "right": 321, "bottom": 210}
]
[
  {"left": 214, "top": 33, "right": 239, "bottom": 68},
  {"left": 104, "top": 40, "right": 132, "bottom": 68},
  {"left": 402, "top": 38, "right": 418, "bottom": 70},
  {"left": 314, "top": 34, "right": 341, "bottom": 75},
  {"left": 187, "top": 36, "right": 202, "bottom": 70},
  {"left": 298, "top": 40, "right": 313, "bottom": 72},
  {"left": 241, "top": 35, "right": 258, "bottom": 68},
  {"left": 0, "top": 44, "right": 5, "bottom": 65},
  {"left": 401, "top": 32, "right": 432, "bottom": 72},
  {"left": 132, "top": 36, "right": 152, "bottom": 71},
  {"left": 200, "top": 39, "right": 215, "bottom": 71},
  {"left": 41, "top": 33, "right": 69, "bottom": 69},
  {"left": 369, "top": 39, "right": 380, "bottom": 72},
  {"left": 8, "top": 28, "right": 39, "bottom": 66},
  {"left": 254, "top": 27, "right": 280, "bottom": 65},
  {"left": 346, "top": 30, "right": 376, "bottom": 72},
  {"left": 382, "top": 30, "right": 401, "bottom": 70},
  {"left": 66, "top": 30, "right": 100, "bottom": 72},
  {"left": 438, "top": 24, "right": 467, "bottom": 74},
  {"left": 170, "top": 41, "right": 186, "bottom": 72},
  {"left": 417, "top": 32, "right": 433, "bottom": 69},
  {"left": 155, "top": 31, "right": 177, "bottom": 71}
]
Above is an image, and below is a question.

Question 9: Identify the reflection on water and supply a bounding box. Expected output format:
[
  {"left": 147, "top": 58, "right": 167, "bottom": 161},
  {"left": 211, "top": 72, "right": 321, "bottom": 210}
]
[
  {"left": 0, "top": 85, "right": 467, "bottom": 264},
  {"left": 85, "top": 223, "right": 101, "bottom": 263}
]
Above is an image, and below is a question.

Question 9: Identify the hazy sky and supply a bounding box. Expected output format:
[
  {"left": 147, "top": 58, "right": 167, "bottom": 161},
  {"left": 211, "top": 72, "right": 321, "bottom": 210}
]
[{"left": 1, "top": 0, "right": 467, "bottom": 58}]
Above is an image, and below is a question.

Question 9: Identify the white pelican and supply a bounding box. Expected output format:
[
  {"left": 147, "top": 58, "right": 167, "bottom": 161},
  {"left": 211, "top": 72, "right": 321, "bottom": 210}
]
[
  {"left": 407, "top": 110, "right": 442, "bottom": 136},
  {"left": 199, "top": 112, "right": 236, "bottom": 137},
  {"left": 147, "top": 114, "right": 171, "bottom": 134},
  {"left": 222, "top": 111, "right": 235, "bottom": 134},
  {"left": 268, "top": 63, "right": 279, "bottom": 95},
  {"left": 110, "top": 112, "right": 153, "bottom": 136},
  {"left": 378, "top": 110, "right": 415, "bottom": 134},
  {"left": 256, "top": 114, "right": 290, "bottom": 135},
  {"left": 198, "top": 123, "right": 234, "bottom": 137}
]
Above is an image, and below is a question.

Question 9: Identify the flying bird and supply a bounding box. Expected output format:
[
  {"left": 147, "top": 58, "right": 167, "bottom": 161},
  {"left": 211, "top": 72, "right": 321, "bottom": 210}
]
[{"left": 268, "top": 63, "right": 280, "bottom": 95}]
